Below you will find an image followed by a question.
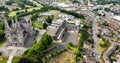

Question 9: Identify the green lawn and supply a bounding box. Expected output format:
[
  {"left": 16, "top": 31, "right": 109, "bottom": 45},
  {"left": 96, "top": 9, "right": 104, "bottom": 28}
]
[
  {"left": 67, "top": 45, "right": 78, "bottom": 54},
  {"left": 25, "top": 5, "right": 32, "bottom": 8},
  {"left": 33, "top": 22, "right": 43, "bottom": 29},
  {"left": 12, "top": 56, "right": 21, "bottom": 63},
  {"left": 117, "top": 39, "right": 120, "bottom": 43},
  {"left": 40, "top": 16, "right": 48, "bottom": 19},
  {"left": 0, "top": 57, "right": 8, "bottom": 63},
  {"left": 48, "top": 10, "right": 65, "bottom": 19},
  {"left": 8, "top": 7, "right": 41, "bottom": 17},
  {"left": 0, "top": 38, "right": 6, "bottom": 47},
  {"left": 98, "top": 39, "right": 106, "bottom": 54}
]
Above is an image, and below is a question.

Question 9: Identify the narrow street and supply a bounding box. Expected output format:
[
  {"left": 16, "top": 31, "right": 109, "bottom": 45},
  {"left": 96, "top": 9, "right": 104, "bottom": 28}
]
[
  {"left": 87, "top": 11, "right": 101, "bottom": 62},
  {"left": 92, "top": 16, "right": 101, "bottom": 62}
]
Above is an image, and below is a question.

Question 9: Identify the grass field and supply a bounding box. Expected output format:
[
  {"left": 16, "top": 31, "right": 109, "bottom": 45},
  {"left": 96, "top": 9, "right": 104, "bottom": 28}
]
[
  {"left": 48, "top": 10, "right": 67, "bottom": 19},
  {"left": 117, "top": 39, "right": 120, "bottom": 43},
  {"left": 46, "top": 51, "right": 76, "bottom": 63},
  {"left": 49, "top": 10, "right": 60, "bottom": 15},
  {"left": 98, "top": 39, "right": 106, "bottom": 54},
  {"left": 0, "top": 57, "right": 8, "bottom": 63},
  {"left": 67, "top": 45, "right": 78, "bottom": 54},
  {"left": 33, "top": 22, "right": 43, "bottom": 29},
  {"left": 25, "top": 5, "right": 32, "bottom": 8},
  {"left": 8, "top": 7, "right": 41, "bottom": 17},
  {"left": 49, "top": 10, "right": 60, "bottom": 19},
  {"left": 12, "top": 56, "right": 21, "bottom": 63}
]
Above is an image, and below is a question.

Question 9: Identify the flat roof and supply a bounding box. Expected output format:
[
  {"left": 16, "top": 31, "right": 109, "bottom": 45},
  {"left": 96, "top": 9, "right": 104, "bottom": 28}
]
[{"left": 112, "top": 16, "right": 120, "bottom": 21}]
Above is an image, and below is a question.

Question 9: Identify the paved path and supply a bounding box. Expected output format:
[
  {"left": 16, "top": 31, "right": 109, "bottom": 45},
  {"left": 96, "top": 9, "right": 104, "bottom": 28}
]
[
  {"left": 7, "top": 49, "right": 17, "bottom": 63},
  {"left": 1, "top": 46, "right": 27, "bottom": 63},
  {"left": 92, "top": 16, "right": 101, "bottom": 62},
  {"left": 35, "top": 29, "right": 46, "bottom": 42}
]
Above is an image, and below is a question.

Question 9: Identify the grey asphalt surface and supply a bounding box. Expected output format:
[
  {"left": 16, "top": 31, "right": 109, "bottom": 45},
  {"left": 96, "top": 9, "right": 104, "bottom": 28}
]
[
  {"left": 62, "top": 31, "right": 78, "bottom": 46},
  {"left": 86, "top": 11, "right": 101, "bottom": 62}
]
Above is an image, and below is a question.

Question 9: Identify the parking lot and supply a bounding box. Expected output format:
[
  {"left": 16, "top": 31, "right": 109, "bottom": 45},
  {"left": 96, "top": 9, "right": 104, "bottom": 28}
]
[{"left": 62, "top": 31, "right": 79, "bottom": 46}]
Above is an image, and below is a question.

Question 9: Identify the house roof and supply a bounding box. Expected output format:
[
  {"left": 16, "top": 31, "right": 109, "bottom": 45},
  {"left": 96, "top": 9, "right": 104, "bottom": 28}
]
[
  {"left": 109, "top": 22, "right": 119, "bottom": 30},
  {"left": 112, "top": 16, "right": 120, "bottom": 21}
]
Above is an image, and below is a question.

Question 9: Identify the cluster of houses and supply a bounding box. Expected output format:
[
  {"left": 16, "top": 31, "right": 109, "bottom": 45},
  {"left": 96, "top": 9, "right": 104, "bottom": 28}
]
[
  {"left": 96, "top": 12, "right": 120, "bottom": 63},
  {"left": 110, "top": 46, "right": 120, "bottom": 63},
  {"left": 103, "top": 45, "right": 119, "bottom": 63},
  {"left": 82, "top": 42, "right": 97, "bottom": 63}
]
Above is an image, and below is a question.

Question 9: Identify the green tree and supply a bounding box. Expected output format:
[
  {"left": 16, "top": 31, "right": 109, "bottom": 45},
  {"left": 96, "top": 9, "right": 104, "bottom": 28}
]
[
  {"left": 46, "top": 15, "right": 54, "bottom": 23},
  {"left": 104, "top": 8, "right": 111, "bottom": 12},
  {"left": 24, "top": 34, "right": 53, "bottom": 58},
  {"left": 43, "top": 23, "right": 48, "bottom": 29},
  {"left": 5, "top": 1, "right": 13, "bottom": 5},
  {"left": 99, "top": 40, "right": 110, "bottom": 48},
  {"left": 18, "top": 2, "right": 25, "bottom": 9},
  {"left": 68, "top": 42, "right": 73, "bottom": 46},
  {"left": 0, "top": 52, "right": 2, "bottom": 56},
  {"left": 31, "top": 13, "right": 38, "bottom": 21}
]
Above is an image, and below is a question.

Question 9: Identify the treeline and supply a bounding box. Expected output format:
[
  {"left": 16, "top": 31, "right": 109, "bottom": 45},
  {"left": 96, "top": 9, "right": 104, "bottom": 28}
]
[
  {"left": 60, "top": 10, "right": 85, "bottom": 19},
  {"left": 21, "top": 34, "right": 53, "bottom": 63},
  {"left": 7, "top": 3, "right": 84, "bottom": 22},
  {"left": 0, "top": 21, "right": 5, "bottom": 41},
  {"left": 19, "top": 0, "right": 37, "bottom": 8},
  {"left": 8, "top": 4, "right": 49, "bottom": 18},
  {"left": 0, "top": 6, "right": 9, "bottom": 11},
  {"left": 77, "top": 24, "right": 90, "bottom": 60},
  {"left": 5, "top": 0, "right": 37, "bottom": 9},
  {"left": 24, "top": 34, "right": 53, "bottom": 57},
  {"left": 42, "top": 4, "right": 85, "bottom": 19},
  {"left": 6, "top": 4, "right": 52, "bottom": 24}
]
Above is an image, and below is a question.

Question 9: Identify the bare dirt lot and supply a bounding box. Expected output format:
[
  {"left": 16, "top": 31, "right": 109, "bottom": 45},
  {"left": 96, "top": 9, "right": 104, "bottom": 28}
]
[{"left": 46, "top": 51, "right": 76, "bottom": 63}]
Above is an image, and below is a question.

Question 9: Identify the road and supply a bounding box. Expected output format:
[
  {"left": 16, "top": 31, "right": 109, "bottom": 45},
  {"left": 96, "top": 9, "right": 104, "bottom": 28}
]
[
  {"left": 35, "top": 29, "right": 46, "bottom": 43},
  {"left": 87, "top": 11, "right": 101, "bottom": 62},
  {"left": 92, "top": 16, "right": 101, "bottom": 62}
]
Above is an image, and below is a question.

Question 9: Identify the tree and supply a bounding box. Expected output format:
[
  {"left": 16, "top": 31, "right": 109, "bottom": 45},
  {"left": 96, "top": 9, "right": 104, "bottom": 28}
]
[
  {"left": 46, "top": 15, "right": 54, "bottom": 23},
  {"left": 0, "top": 22, "right": 3, "bottom": 29},
  {"left": 5, "top": 1, "right": 12, "bottom": 5},
  {"left": 31, "top": 13, "right": 38, "bottom": 21},
  {"left": 18, "top": 57, "right": 33, "bottom": 63},
  {"left": 43, "top": 23, "right": 48, "bottom": 29},
  {"left": 0, "top": 30, "right": 4, "bottom": 35},
  {"left": 0, "top": 52, "right": 2, "bottom": 56},
  {"left": 18, "top": 2, "right": 25, "bottom": 9},
  {"left": 42, "top": 34, "right": 53, "bottom": 45},
  {"left": 99, "top": 40, "right": 110, "bottom": 48},
  {"left": 118, "top": 47, "right": 120, "bottom": 52},
  {"left": 104, "top": 8, "right": 111, "bottom": 12},
  {"left": 0, "top": 6, "right": 8, "bottom": 11},
  {"left": 23, "top": 34, "right": 53, "bottom": 58},
  {"left": 68, "top": 42, "right": 73, "bottom": 46},
  {"left": 0, "top": 22, "right": 4, "bottom": 40}
]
